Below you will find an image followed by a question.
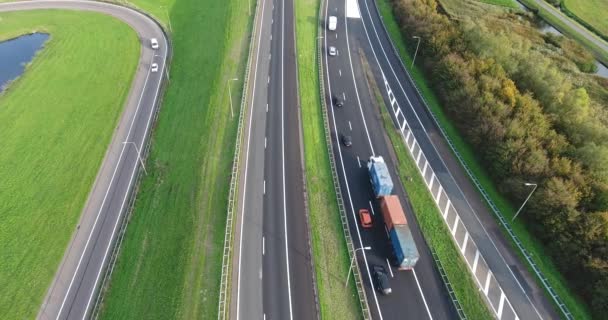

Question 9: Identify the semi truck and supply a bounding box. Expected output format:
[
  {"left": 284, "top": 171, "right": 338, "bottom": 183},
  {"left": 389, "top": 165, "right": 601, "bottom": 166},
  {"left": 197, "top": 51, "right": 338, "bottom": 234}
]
[
  {"left": 366, "top": 155, "right": 419, "bottom": 270},
  {"left": 380, "top": 195, "right": 419, "bottom": 270},
  {"left": 367, "top": 156, "right": 393, "bottom": 198}
]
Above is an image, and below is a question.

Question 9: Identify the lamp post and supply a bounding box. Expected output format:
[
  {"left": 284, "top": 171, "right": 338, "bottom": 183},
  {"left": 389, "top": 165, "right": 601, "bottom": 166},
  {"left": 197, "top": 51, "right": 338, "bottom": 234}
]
[
  {"left": 123, "top": 141, "right": 147, "bottom": 175},
  {"left": 228, "top": 78, "right": 239, "bottom": 118},
  {"left": 512, "top": 183, "right": 538, "bottom": 221},
  {"left": 346, "top": 246, "right": 371, "bottom": 287},
  {"left": 412, "top": 36, "right": 421, "bottom": 68}
]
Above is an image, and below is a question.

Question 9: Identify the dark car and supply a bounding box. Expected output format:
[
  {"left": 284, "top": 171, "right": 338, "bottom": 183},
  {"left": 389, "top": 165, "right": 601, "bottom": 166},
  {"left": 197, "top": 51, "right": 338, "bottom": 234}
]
[
  {"left": 333, "top": 96, "right": 344, "bottom": 108},
  {"left": 341, "top": 134, "right": 352, "bottom": 147},
  {"left": 372, "top": 265, "right": 392, "bottom": 295}
]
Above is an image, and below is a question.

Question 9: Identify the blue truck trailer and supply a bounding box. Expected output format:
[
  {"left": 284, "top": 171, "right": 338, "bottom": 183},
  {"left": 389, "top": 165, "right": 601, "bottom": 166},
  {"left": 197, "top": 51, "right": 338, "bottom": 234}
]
[
  {"left": 390, "top": 225, "right": 419, "bottom": 270},
  {"left": 367, "top": 156, "right": 394, "bottom": 198}
]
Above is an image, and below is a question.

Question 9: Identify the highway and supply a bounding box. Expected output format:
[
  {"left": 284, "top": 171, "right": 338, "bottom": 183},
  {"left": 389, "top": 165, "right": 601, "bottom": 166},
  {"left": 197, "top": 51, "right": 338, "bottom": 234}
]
[
  {"left": 229, "top": 0, "right": 317, "bottom": 318},
  {"left": 0, "top": 1, "right": 168, "bottom": 319},
  {"left": 322, "top": 0, "right": 457, "bottom": 319},
  {"left": 321, "top": 0, "right": 561, "bottom": 318}
]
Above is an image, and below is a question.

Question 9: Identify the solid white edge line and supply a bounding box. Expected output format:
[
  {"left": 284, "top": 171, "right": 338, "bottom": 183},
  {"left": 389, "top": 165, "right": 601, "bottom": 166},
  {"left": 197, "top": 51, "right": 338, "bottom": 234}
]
[
  {"left": 56, "top": 32, "right": 158, "bottom": 320},
  {"left": 324, "top": 0, "right": 382, "bottom": 318},
  {"left": 343, "top": 3, "right": 375, "bottom": 156},
  {"left": 359, "top": 1, "right": 541, "bottom": 318},
  {"left": 236, "top": 0, "right": 268, "bottom": 317},
  {"left": 368, "top": 200, "right": 375, "bottom": 215},
  {"left": 82, "top": 34, "right": 169, "bottom": 319},
  {"left": 281, "top": 0, "right": 294, "bottom": 318}
]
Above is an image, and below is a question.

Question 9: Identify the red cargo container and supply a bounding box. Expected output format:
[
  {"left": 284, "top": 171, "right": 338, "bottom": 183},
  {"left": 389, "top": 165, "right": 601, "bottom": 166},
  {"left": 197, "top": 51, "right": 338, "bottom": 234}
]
[{"left": 380, "top": 195, "right": 407, "bottom": 230}]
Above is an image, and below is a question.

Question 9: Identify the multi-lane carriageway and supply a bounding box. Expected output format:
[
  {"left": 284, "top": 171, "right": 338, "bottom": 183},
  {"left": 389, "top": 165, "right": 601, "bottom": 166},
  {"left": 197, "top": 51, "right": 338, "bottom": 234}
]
[
  {"left": 321, "top": 0, "right": 560, "bottom": 319},
  {"left": 322, "top": 0, "right": 456, "bottom": 318},
  {"left": 230, "top": 0, "right": 317, "bottom": 318}
]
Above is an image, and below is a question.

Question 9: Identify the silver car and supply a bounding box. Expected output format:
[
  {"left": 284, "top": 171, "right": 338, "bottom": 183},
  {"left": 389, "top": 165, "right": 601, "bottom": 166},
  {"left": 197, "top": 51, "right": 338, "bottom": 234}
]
[
  {"left": 329, "top": 46, "right": 337, "bottom": 56},
  {"left": 150, "top": 38, "right": 159, "bottom": 50}
]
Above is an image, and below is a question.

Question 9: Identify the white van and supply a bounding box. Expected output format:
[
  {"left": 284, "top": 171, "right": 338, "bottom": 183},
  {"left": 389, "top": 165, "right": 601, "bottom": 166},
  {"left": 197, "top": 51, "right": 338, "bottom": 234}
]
[
  {"left": 150, "top": 38, "right": 159, "bottom": 49},
  {"left": 328, "top": 16, "right": 337, "bottom": 31}
]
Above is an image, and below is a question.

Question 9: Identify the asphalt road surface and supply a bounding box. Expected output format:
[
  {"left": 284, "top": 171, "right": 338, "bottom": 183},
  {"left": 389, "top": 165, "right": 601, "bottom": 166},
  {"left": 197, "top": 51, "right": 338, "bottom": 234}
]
[
  {"left": 321, "top": 0, "right": 560, "bottom": 318},
  {"left": 0, "top": 1, "right": 168, "bottom": 319},
  {"left": 229, "top": 0, "right": 316, "bottom": 319},
  {"left": 322, "top": 0, "right": 458, "bottom": 319}
]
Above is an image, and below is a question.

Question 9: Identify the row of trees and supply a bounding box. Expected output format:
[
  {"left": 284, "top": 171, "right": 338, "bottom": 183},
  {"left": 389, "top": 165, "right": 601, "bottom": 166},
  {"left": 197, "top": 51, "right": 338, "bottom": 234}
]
[{"left": 390, "top": 0, "right": 608, "bottom": 315}]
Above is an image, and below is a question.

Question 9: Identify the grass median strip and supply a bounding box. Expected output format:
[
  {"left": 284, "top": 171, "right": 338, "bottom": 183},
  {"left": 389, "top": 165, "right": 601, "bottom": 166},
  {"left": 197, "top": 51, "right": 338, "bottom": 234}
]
[
  {"left": 376, "top": 0, "right": 591, "bottom": 318},
  {"left": 296, "top": 0, "right": 363, "bottom": 318},
  {"left": 98, "top": 0, "right": 253, "bottom": 318},
  {"left": 0, "top": 10, "right": 139, "bottom": 320}
]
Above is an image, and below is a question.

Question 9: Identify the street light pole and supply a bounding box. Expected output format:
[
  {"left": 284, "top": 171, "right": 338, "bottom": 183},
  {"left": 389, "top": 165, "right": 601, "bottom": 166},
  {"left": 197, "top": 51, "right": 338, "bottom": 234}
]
[
  {"left": 123, "top": 141, "right": 147, "bottom": 175},
  {"left": 412, "top": 36, "right": 421, "bottom": 68},
  {"left": 228, "top": 78, "right": 239, "bottom": 118},
  {"left": 512, "top": 183, "right": 538, "bottom": 221},
  {"left": 346, "top": 246, "right": 371, "bottom": 287}
]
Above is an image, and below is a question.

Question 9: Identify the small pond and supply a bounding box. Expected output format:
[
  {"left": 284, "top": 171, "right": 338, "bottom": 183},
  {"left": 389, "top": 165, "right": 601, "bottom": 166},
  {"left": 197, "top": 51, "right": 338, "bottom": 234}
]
[{"left": 0, "top": 33, "right": 49, "bottom": 91}]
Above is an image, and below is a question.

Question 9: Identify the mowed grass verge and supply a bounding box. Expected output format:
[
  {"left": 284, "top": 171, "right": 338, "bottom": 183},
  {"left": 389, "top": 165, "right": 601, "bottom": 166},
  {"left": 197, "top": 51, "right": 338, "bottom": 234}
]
[
  {"left": 562, "top": 0, "right": 608, "bottom": 41},
  {"left": 377, "top": 0, "right": 591, "bottom": 318},
  {"left": 475, "top": 0, "right": 518, "bottom": 9},
  {"left": 296, "top": 0, "right": 362, "bottom": 317},
  {"left": 361, "top": 55, "right": 493, "bottom": 319},
  {"left": 0, "top": 10, "right": 139, "bottom": 320},
  {"left": 99, "top": 0, "right": 253, "bottom": 318}
]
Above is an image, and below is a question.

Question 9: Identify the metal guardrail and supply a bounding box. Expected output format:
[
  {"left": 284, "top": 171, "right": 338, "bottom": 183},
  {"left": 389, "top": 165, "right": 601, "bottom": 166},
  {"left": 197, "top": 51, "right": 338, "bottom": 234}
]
[
  {"left": 217, "top": 0, "right": 261, "bottom": 318},
  {"left": 369, "top": 1, "right": 573, "bottom": 318},
  {"left": 316, "top": 1, "right": 370, "bottom": 318},
  {"left": 430, "top": 249, "right": 467, "bottom": 319}
]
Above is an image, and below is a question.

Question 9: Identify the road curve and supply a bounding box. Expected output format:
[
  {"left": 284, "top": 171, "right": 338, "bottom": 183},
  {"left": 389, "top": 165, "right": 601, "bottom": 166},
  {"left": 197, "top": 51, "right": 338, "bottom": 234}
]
[{"left": 0, "top": 1, "right": 168, "bottom": 319}]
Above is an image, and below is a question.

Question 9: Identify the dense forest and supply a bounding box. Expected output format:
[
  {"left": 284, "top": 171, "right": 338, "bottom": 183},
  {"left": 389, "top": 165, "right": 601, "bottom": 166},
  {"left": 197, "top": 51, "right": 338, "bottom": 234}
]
[{"left": 388, "top": 0, "right": 608, "bottom": 316}]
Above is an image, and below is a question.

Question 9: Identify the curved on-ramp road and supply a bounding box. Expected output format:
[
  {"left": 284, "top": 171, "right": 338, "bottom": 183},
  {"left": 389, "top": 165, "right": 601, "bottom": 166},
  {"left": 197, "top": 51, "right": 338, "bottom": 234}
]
[{"left": 0, "top": 1, "right": 168, "bottom": 319}]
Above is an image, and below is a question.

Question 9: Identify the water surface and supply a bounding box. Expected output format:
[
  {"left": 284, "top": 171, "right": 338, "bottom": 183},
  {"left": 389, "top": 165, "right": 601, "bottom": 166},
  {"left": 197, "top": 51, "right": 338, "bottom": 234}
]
[{"left": 0, "top": 33, "right": 49, "bottom": 91}]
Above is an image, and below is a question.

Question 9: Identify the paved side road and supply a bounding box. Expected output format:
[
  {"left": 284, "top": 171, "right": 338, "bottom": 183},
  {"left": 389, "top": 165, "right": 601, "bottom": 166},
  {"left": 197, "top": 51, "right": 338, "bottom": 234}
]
[
  {"left": 0, "top": 1, "right": 168, "bottom": 319},
  {"left": 528, "top": 0, "right": 608, "bottom": 52}
]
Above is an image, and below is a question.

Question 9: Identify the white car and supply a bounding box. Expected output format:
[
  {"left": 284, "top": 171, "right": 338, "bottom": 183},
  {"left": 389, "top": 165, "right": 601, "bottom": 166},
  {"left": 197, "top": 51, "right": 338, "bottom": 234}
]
[
  {"left": 151, "top": 63, "right": 159, "bottom": 73},
  {"left": 329, "top": 46, "right": 337, "bottom": 56},
  {"left": 150, "top": 38, "right": 159, "bottom": 49},
  {"left": 328, "top": 16, "right": 337, "bottom": 31}
]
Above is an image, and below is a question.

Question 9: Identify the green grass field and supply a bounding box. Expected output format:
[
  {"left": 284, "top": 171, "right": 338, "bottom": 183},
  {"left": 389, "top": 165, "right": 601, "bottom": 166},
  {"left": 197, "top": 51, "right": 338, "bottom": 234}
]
[
  {"left": 0, "top": 10, "right": 139, "bottom": 320},
  {"left": 98, "top": 0, "right": 253, "bottom": 318},
  {"left": 562, "top": 0, "right": 608, "bottom": 40},
  {"left": 476, "top": 0, "right": 518, "bottom": 9},
  {"left": 377, "top": 0, "right": 591, "bottom": 318},
  {"left": 296, "top": 0, "right": 363, "bottom": 317}
]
